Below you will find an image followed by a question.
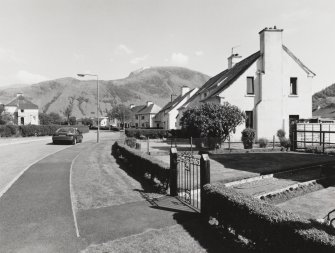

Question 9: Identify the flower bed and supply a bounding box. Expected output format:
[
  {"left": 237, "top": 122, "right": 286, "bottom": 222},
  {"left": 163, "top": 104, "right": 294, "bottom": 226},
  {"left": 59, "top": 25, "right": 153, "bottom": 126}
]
[{"left": 203, "top": 183, "right": 335, "bottom": 252}]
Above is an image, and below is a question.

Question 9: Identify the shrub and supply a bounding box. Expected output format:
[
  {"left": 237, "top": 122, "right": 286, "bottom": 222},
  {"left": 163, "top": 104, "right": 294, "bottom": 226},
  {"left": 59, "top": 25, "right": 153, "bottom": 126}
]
[
  {"left": 203, "top": 183, "right": 335, "bottom": 252},
  {"left": 0, "top": 125, "right": 19, "bottom": 137},
  {"left": 125, "top": 137, "right": 137, "bottom": 148},
  {"left": 112, "top": 142, "right": 169, "bottom": 192},
  {"left": 279, "top": 137, "right": 291, "bottom": 151},
  {"left": 277, "top": 129, "right": 286, "bottom": 138},
  {"left": 258, "top": 138, "right": 268, "bottom": 148},
  {"left": 305, "top": 145, "right": 323, "bottom": 154},
  {"left": 241, "top": 128, "right": 256, "bottom": 149}
]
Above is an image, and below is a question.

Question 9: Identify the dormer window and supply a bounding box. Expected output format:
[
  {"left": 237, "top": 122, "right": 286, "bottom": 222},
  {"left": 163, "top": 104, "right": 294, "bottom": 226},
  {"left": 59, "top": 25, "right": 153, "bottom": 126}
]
[
  {"left": 247, "top": 77, "right": 254, "bottom": 95},
  {"left": 290, "top": 77, "right": 297, "bottom": 95}
]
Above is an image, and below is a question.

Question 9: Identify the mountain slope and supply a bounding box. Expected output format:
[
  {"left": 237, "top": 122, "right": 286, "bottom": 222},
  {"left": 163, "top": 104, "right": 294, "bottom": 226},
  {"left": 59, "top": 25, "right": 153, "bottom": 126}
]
[
  {"left": 0, "top": 67, "right": 209, "bottom": 118},
  {"left": 312, "top": 83, "right": 335, "bottom": 118}
]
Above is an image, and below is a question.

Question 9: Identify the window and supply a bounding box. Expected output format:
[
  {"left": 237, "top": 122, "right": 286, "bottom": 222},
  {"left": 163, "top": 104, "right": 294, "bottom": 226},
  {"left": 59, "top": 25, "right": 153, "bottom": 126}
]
[
  {"left": 245, "top": 111, "right": 253, "bottom": 128},
  {"left": 247, "top": 77, "right": 254, "bottom": 95},
  {"left": 21, "top": 109, "right": 24, "bottom": 113},
  {"left": 290, "top": 77, "right": 297, "bottom": 95},
  {"left": 135, "top": 123, "right": 138, "bottom": 128},
  {"left": 135, "top": 115, "right": 138, "bottom": 120},
  {"left": 141, "top": 116, "right": 145, "bottom": 120}
]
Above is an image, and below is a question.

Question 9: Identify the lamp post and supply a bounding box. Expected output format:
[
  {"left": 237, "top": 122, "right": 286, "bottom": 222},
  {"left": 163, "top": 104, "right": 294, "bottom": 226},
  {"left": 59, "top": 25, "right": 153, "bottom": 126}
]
[{"left": 77, "top": 73, "right": 100, "bottom": 143}]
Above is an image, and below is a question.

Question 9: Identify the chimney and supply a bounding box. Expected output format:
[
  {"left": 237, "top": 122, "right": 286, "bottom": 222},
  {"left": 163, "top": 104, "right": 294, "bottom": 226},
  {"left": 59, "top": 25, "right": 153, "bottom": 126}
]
[
  {"left": 17, "top": 93, "right": 23, "bottom": 97},
  {"left": 146, "top": 101, "right": 153, "bottom": 107},
  {"left": 129, "top": 104, "right": 135, "bottom": 109},
  {"left": 259, "top": 26, "right": 283, "bottom": 73},
  {"left": 181, "top": 86, "right": 190, "bottom": 96},
  {"left": 227, "top": 53, "right": 242, "bottom": 69}
]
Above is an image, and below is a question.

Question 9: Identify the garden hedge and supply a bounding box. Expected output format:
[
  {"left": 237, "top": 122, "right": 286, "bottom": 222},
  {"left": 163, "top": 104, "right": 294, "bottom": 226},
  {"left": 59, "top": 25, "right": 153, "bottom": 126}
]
[
  {"left": 112, "top": 141, "right": 169, "bottom": 192},
  {"left": 0, "top": 124, "right": 89, "bottom": 137},
  {"left": 203, "top": 183, "right": 335, "bottom": 252},
  {"left": 125, "top": 129, "right": 169, "bottom": 139}
]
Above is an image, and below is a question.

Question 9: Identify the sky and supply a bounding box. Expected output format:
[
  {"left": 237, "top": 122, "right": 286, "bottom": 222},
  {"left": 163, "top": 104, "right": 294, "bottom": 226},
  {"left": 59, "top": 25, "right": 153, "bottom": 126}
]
[{"left": 0, "top": 0, "right": 334, "bottom": 92}]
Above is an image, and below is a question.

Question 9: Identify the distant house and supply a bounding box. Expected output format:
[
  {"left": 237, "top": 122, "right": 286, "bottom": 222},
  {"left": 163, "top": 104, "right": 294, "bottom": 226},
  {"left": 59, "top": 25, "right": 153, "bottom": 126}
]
[
  {"left": 177, "top": 27, "right": 315, "bottom": 141},
  {"left": 154, "top": 86, "right": 198, "bottom": 130},
  {"left": 129, "top": 104, "right": 146, "bottom": 128},
  {"left": 132, "top": 101, "right": 161, "bottom": 128},
  {"left": 5, "top": 93, "right": 39, "bottom": 125}
]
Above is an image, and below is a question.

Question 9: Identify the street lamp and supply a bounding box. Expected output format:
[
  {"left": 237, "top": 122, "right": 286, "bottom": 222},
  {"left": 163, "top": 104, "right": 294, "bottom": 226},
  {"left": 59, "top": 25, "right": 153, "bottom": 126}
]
[{"left": 77, "top": 73, "right": 100, "bottom": 143}]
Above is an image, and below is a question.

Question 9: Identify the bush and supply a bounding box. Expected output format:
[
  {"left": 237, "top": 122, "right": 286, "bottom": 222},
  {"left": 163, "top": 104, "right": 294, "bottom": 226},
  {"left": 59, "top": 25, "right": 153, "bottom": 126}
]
[
  {"left": 241, "top": 128, "right": 256, "bottom": 149},
  {"left": 0, "top": 125, "right": 19, "bottom": 137},
  {"left": 125, "top": 129, "right": 169, "bottom": 139},
  {"left": 125, "top": 137, "right": 137, "bottom": 148},
  {"left": 258, "top": 138, "right": 268, "bottom": 148},
  {"left": 112, "top": 142, "right": 169, "bottom": 192},
  {"left": 203, "top": 183, "right": 335, "bottom": 252},
  {"left": 279, "top": 137, "right": 291, "bottom": 151},
  {"left": 277, "top": 129, "right": 286, "bottom": 138}
]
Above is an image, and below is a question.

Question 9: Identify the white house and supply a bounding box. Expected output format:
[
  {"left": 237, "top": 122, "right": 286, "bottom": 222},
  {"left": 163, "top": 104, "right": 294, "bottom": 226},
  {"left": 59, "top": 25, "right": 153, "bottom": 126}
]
[
  {"left": 5, "top": 93, "right": 39, "bottom": 125},
  {"left": 155, "top": 86, "right": 198, "bottom": 129},
  {"left": 177, "top": 27, "right": 315, "bottom": 141},
  {"left": 134, "top": 101, "right": 161, "bottom": 128}
]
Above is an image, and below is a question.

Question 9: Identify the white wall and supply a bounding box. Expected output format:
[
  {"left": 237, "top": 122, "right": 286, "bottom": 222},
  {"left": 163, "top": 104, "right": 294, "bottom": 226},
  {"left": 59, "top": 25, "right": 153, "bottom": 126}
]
[{"left": 17, "top": 109, "right": 39, "bottom": 125}]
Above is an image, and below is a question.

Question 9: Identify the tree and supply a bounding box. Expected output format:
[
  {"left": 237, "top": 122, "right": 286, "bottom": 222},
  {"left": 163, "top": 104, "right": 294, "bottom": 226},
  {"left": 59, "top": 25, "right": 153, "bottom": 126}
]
[
  {"left": 107, "top": 104, "right": 132, "bottom": 127},
  {"left": 69, "top": 116, "right": 77, "bottom": 125},
  {"left": 63, "top": 105, "right": 73, "bottom": 125},
  {"left": 49, "top": 112, "right": 63, "bottom": 125},
  {"left": 39, "top": 113, "right": 52, "bottom": 125},
  {"left": 180, "top": 102, "right": 245, "bottom": 147},
  {"left": 0, "top": 111, "right": 14, "bottom": 125}
]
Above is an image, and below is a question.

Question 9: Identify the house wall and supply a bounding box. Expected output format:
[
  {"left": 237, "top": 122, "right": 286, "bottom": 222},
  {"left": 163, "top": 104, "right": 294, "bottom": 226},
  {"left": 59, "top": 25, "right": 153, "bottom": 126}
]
[
  {"left": 137, "top": 113, "right": 156, "bottom": 128},
  {"left": 17, "top": 109, "right": 39, "bottom": 125}
]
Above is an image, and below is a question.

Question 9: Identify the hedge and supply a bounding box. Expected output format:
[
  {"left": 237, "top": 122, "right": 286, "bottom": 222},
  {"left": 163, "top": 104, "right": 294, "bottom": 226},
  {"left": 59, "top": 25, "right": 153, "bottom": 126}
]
[
  {"left": 112, "top": 141, "right": 169, "bottom": 192},
  {"left": 203, "top": 183, "right": 335, "bottom": 252},
  {"left": 125, "top": 129, "right": 169, "bottom": 139},
  {"left": 0, "top": 124, "right": 89, "bottom": 137}
]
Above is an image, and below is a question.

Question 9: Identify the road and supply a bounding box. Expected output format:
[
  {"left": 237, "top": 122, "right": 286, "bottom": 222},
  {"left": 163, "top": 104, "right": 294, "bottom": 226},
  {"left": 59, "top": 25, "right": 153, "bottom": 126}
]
[{"left": 0, "top": 131, "right": 122, "bottom": 252}]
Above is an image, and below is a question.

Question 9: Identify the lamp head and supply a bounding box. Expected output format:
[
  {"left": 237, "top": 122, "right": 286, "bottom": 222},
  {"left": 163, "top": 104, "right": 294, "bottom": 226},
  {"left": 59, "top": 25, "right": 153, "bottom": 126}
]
[{"left": 77, "top": 74, "right": 85, "bottom": 77}]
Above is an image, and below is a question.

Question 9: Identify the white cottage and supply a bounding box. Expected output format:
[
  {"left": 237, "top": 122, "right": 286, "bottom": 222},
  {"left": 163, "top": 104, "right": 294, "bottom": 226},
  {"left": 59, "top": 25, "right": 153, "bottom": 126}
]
[
  {"left": 5, "top": 93, "right": 39, "bottom": 125},
  {"left": 154, "top": 86, "right": 198, "bottom": 130},
  {"left": 177, "top": 27, "right": 315, "bottom": 141}
]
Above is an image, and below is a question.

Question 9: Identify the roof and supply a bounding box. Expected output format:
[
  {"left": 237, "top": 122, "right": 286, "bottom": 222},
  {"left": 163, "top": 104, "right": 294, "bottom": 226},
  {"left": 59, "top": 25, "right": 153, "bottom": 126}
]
[
  {"left": 203, "top": 51, "right": 261, "bottom": 101},
  {"left": 6, "top": 95, "right": 38, "bottom": 110},
  {"left": 137, "top": 103, "right": 161, "bottom": 114},
  {"left": 282, "top": 45, "right": 316, "bottom": 77},
  {"left": 131, "top": 105, "right": 146, "bottom": 113},
  {"left": 157, "top": 88, "right": 196, "bottom": 114}
]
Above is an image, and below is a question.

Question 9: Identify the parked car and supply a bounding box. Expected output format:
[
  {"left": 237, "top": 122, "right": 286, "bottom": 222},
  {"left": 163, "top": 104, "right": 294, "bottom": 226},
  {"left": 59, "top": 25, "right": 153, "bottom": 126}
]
[{"left": 52, "top": 127, "right": 83, "bottom": 145}]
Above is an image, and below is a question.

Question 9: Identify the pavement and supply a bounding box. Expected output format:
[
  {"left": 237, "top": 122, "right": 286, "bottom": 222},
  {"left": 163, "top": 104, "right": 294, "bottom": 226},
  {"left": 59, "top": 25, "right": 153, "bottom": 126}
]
[{"left": 0, "top": 133, "right": 211, "bottom": 253}]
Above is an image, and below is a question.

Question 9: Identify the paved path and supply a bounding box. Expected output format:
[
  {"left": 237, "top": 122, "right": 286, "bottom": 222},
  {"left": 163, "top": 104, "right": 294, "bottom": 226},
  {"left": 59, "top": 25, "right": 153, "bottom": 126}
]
[{"left": 0, "top": 142, "right": 91, "bottom": 252}]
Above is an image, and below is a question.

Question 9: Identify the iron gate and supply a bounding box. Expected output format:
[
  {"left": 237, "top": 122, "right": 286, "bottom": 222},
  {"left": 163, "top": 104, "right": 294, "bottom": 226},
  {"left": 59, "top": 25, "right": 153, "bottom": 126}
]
[{"left": 176, "top": 152, "right": 201, "bottom": 211}]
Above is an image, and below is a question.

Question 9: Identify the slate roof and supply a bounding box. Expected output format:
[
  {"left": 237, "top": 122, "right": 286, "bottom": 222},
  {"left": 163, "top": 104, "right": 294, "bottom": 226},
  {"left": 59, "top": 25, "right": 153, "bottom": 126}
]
[
  {"left": 131, "top": 105, "right": 146, "bottom": 113},
  {"left": 137, "top": 104, "right": 161, "bottom": 114},
  {"left": 157, "top": 88, "right": 197, "bottom": 114},
  {"left": 6, "top": 95, "right": 38, "bottom": 110},
  {"left": 203, "top": 51, "right": 261, "bottom": 101}
]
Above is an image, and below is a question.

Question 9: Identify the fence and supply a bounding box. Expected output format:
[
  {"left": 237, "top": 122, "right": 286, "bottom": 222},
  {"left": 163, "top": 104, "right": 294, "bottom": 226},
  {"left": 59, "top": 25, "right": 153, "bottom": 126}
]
[{"left": 292, "top": 123, "right": 335, "bottom": 152}]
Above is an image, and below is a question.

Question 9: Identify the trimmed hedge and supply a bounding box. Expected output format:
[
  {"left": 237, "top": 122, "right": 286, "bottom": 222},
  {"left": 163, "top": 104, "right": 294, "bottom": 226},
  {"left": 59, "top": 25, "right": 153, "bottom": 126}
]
[
  {"left": 112, "top": 141, "right": 169, "bottom": 192},
  {"left": 203, "top": 183, "right": 335, "bottom": 252},
  {"left": 0, "top": 124, "right": 89, "bottom": 137},
  {"left": 0, "top": 125, "right": 19, "bottom": 137},
  {"left": 125, "top": 129, "right": 169, "bottom": 139}
]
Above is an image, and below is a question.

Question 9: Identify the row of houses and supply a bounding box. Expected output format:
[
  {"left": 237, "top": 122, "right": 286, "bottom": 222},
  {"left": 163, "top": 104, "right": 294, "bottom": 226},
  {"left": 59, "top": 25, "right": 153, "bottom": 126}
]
[
  {"left": 129, "top": 27, "right": 316, "bottom": 141},
  {"left": 1, "top": 27, "right": 317, "bottom": 141}
]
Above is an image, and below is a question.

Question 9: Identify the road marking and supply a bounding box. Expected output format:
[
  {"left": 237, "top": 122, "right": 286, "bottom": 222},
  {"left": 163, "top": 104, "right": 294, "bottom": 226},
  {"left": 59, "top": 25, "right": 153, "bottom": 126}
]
[
  {"left": 0, "top": 145, "right": 72, "bottom": 199},
  {"left": 70, "top": 152, "right": 81, "bottom": 238}
]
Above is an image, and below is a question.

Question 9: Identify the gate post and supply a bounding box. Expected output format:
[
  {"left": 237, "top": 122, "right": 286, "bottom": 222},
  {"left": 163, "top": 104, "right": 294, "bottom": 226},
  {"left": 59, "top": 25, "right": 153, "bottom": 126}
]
[
  {"left": 200, "top": 154, "right": 210, "bottom": 214},
  {"left": 169, "top": 148, "right": 178, "bottom": 196}
]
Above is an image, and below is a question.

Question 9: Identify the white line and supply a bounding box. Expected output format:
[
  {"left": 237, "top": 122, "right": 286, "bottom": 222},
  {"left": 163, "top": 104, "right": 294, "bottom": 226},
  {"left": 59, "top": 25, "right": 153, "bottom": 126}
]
[
  {"left": 70, "top": 152, "right": 81, "bottom": 238},
  {"left": 0, "top": 145, "right": 72, "bottom": 199}
]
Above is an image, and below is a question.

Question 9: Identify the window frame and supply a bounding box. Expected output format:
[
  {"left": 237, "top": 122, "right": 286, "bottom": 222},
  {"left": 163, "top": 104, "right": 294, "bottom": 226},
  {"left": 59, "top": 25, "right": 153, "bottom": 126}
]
[
  {"left": 290, "top": 77, "right": 298, "bottom": 95},
  {"left": 246, "top": 76, "right": 255, "bottom": 95}
]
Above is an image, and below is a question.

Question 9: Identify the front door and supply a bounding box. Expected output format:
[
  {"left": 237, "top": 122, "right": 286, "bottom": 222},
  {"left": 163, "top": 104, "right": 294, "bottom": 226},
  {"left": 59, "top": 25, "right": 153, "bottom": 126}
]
[
  {"left": 20, "top": 117, "right": 24, "bottom": 125},
  {"left": 289, "top": 115, "right": 299, "bottom": 150}
]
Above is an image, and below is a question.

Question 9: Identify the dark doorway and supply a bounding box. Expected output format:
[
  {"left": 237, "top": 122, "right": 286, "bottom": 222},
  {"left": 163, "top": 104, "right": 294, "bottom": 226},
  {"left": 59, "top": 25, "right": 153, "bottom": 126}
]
[
  {"left": 289, "top": 115, "right": 299, "bottom": 150},
  {"left": 20, "top": 117, "right": 24, "bottom": 125}
]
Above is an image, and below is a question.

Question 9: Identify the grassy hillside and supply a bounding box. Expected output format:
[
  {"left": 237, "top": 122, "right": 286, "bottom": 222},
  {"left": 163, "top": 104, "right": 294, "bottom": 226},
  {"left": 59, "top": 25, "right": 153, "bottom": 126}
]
[
  {"left": 0, "top": 67, "right": 209, "bottom": 118},
  {"left": 312, "top": 83, "right": 335, "bottom": 118}
]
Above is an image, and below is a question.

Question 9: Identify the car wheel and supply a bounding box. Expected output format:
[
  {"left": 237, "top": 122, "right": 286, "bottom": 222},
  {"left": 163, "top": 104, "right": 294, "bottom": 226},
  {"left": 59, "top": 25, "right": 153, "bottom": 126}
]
[{"left": 72, "top": 138, "right": 76, "bottom": 145}]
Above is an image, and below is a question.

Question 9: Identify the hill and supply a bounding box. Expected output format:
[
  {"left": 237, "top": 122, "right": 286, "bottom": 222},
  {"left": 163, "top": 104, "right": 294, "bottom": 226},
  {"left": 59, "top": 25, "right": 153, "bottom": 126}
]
[
  {"left": 312, "top": 83, "right": 335, "bottom": 118},
  {"left": 0, "top": 67, "right": 209, "bottom": 118}
]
